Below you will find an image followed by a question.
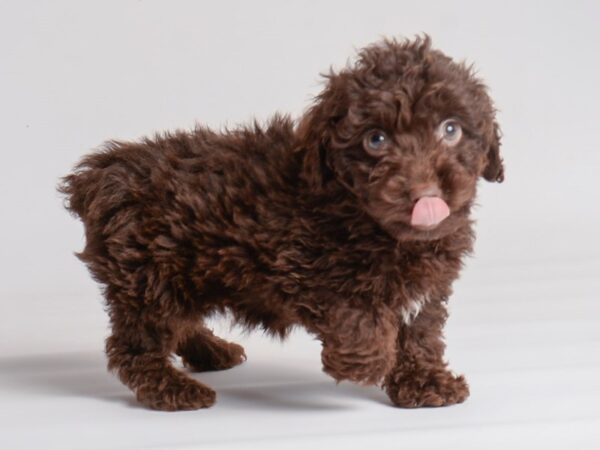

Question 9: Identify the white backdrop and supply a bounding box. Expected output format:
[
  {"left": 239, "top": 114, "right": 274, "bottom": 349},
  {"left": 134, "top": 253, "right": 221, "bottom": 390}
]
[
  {"left": 1, "top": 1, "right": 599, "bottom": 449},
  {"left": 1, "top": 0, "right": 599, "bottom": 296}
]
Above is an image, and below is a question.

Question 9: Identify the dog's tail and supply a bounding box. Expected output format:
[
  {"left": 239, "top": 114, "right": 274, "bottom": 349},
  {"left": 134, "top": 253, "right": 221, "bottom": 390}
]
[
  {"left": 58, "top": 156, "right": 101, "bottom": 220},
  {"left": 57, "top": 143, "right": 129, "bottom": 221},
  {"left": 58, "top": 172, "right": 88, "bottom": 220}
]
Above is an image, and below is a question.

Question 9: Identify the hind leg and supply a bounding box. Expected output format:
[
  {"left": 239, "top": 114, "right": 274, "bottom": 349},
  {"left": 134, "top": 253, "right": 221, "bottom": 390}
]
[
  {"left": 176, "top": 326, "right": 246, "bottom": 372},
  {"left": 106, "top": 313, "right": 216, "bottom": 411}
]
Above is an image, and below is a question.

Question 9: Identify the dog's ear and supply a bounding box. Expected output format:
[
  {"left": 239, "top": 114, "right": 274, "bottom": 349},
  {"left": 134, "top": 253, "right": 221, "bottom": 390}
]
[
  {"left": 296, "top": 74, "right": 347, "bottom": 190},
  {"left": 296, "top": 107, "right": 331, "bottom": 189},
  {"left": 482, "top": 121, "right": 505, "bottom": 183}
]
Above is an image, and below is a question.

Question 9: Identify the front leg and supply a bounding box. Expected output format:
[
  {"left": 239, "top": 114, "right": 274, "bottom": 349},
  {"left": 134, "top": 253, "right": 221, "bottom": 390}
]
[
  {"left": 384, "top": 299, "right": 469, "bottom": 407},
  {"left": 317, "top": 304, "right": 398, "bottom": 385}
]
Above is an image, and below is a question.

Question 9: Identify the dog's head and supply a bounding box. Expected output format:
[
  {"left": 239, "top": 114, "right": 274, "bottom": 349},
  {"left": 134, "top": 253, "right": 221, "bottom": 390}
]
[{"left": 297, "top": 36, "right": 503, "bottom": 241}]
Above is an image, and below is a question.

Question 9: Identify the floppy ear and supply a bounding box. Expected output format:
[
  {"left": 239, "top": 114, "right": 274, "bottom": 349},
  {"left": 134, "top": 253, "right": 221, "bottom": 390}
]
[
  {"left": 296, "top": 74, "right": 347, "bottom": 190},
  {"left": 296, "top": 107, "right": 332, "bottom": 189},
  {"left": 482, "top": 122, "right": 505, "bottom": 183}
]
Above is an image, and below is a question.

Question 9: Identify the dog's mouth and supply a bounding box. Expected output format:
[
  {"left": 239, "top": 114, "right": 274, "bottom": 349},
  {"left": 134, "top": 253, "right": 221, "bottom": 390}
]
[{"left": 410, "top": 196, "right": 450, "bottom": 230}]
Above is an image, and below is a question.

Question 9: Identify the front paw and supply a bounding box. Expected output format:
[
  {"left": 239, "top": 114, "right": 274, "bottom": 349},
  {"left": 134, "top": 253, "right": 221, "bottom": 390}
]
[
  {"left": 321, "top": 344, "right": 394, "bottom": 385},
  {"left": 384, "top": 369, "right": 470, "bottom": 407}
]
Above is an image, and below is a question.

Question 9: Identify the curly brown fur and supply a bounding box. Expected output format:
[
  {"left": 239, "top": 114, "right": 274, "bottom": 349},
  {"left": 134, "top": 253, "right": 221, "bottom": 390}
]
[{"left": 58, "top": 36, "right": 503, "bottom": 411}]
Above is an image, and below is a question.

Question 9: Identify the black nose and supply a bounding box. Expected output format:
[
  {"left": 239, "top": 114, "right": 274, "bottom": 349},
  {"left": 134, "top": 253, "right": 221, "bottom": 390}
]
[{"left": 410, "top": 183, "right": 443, "bottom": 202}]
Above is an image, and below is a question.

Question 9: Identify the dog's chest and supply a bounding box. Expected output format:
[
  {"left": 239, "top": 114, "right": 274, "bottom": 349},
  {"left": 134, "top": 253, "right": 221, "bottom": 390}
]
[
  {"left": 384, "top": 264, "right": 436, "bottom": 326},
  {"left": 385, "top": 252, "right": 449, "bottom": 326},
  {"left": 399, "top": 292, "right": 431, "bottom": 325}
]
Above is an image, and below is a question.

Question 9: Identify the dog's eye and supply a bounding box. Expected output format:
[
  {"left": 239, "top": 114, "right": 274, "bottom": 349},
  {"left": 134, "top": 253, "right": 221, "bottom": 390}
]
[
  {"left": 437, "top": 119, "right": 462, "bottom": 146},
  {"left": 364, "top": 130, "right": 388, "bottom": 152}
]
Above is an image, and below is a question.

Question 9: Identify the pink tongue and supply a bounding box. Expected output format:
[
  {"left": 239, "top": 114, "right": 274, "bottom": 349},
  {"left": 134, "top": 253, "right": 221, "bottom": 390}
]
[{"left": 411, "top": 197, "right": 450, "bottom": 228}]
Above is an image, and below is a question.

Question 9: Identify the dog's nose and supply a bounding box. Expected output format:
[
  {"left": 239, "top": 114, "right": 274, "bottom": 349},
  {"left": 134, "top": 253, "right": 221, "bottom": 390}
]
[{"left": 410, "top": 183, "right": 443, "bottom": 202}]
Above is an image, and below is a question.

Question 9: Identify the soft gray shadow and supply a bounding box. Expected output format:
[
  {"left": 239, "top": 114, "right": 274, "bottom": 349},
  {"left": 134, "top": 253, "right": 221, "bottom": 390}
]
[
  {"left": 0, "top": 352, "right": 140, "bottom": 409},
  {"left": 0, "top": 352, "right": 390, "bottom": 411},
  {"left": 198, "top": 361, "right": 390, "bottom": 411}
]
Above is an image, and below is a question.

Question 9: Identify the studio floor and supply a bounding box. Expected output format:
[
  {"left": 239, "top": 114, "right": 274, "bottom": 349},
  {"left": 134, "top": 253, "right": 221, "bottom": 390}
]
[{"left": 2, "top": 241, "right": 599, "bottom": 450}]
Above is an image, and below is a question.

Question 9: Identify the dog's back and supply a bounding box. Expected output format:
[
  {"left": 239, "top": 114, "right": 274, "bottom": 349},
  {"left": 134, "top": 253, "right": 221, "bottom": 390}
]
[{"left": 59, "top": 114, "right": 297, "bottom": 223}]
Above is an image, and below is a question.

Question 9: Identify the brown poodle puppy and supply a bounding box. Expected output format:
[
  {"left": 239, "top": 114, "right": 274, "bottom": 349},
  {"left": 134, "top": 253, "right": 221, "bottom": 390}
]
[{"left": 59, "top": 36, "right": 504, "bottom": 411}]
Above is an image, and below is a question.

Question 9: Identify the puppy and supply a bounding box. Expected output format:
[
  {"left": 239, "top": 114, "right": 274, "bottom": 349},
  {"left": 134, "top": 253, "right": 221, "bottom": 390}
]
[{"left": 59, "top": 36, "right": 503, "bottom": 411}]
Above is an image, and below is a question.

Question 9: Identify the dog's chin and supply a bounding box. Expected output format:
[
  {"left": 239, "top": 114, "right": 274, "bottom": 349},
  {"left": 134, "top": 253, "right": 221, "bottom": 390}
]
[{"left": 380, "top": 217, "right": 457, "bottom": 243}]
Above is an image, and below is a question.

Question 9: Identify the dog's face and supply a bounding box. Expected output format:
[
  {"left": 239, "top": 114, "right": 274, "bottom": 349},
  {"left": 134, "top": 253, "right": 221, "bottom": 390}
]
[{"left": 298, "top": 37, "right": 504, "bottom": 241}]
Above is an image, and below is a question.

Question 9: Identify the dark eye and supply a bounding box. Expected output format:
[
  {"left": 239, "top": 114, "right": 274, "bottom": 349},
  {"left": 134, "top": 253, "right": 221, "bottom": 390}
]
[
  {"left": 437, "top": 119, "right": 462, "bottom": 146},
  {"left": 364, "top": 130, "right": 388, "bottom": 152}
]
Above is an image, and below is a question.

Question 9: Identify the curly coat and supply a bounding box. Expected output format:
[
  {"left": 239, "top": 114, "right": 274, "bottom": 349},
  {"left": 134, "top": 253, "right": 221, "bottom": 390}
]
[{"left": 59, "top": 36, "right": 504, "bottom": 411}]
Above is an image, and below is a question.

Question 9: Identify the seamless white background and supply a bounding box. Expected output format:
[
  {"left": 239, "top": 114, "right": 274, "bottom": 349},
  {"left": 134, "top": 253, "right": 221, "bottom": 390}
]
[{"left": 1, "top": 1, "right": 599, "bottom": 449}]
